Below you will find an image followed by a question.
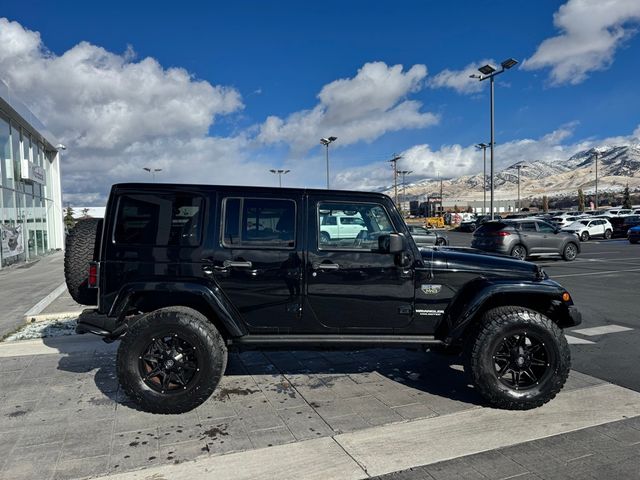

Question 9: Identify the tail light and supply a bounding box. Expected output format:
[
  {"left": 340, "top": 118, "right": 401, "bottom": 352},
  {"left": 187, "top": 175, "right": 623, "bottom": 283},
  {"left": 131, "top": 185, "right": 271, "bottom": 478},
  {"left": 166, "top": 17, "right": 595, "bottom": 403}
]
[
  {"left": 491, "top": 231, "right": 511, "bottom": 237},
  {"left": 88, "top": 262, "right": 98, "bottom": 288}
]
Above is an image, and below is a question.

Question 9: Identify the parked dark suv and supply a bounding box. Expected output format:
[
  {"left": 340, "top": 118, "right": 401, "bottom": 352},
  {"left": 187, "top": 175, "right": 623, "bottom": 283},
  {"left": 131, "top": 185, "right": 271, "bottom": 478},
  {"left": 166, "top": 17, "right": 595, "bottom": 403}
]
[
  {"left": 471, "top": 219, "right": 580, "bottom": 261},
  {"left": 65, "top": 184, "right": 581, "bottom": 414}
]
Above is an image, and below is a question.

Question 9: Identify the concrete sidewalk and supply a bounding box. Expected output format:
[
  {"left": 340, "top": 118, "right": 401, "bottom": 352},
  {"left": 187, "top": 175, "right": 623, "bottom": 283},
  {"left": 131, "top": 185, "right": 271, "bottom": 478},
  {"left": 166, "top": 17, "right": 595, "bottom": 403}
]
[
  {"left": 2, "top": 335, "right": 637, "bottom": 480},
  {"left": 0, "top": 252, "right": 68, "bottom": 338}
]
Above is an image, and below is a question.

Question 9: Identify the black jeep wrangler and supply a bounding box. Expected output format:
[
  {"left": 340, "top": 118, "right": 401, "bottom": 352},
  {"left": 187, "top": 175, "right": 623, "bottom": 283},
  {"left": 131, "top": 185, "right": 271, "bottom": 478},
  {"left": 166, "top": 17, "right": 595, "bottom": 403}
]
[{"left": 65, "top": 183, "right": 581, "bottom": 414}]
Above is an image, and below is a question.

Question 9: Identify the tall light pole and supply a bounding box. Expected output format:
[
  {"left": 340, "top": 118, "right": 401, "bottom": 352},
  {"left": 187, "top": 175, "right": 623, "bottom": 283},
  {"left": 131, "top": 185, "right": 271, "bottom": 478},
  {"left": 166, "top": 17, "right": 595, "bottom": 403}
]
[
  {"left": 320, "top": 136, "right": 337, "bottom": 189},
  {"left": 594, "top": 150, "right": 599, "bottom": 210},
  {"left": 143, "top": 167, "right": 162, "bottom": 182},
  {"left": 471, "top": 58, "right": 518, "bottom": 220},
  {"left": 269, "top": 168, "right": 290, "bottom": 187},
  {"left": 398, "top": 170, "right": 413, "bottom": 208},
  {"left": 388, "top": 154, "right": 402, "bottom": 205},
  {"left": 475, "top": 143, "right": 489, "bottom": 214},
  {"left": 515, "top": 163, "right": 527, "bottom": 211}
]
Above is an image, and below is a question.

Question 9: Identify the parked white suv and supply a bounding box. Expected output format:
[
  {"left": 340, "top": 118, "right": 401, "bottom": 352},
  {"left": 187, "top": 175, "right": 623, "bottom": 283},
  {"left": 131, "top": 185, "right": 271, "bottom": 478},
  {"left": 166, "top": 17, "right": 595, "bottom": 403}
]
[
  {"left": 603, "top": 209, "right": 633, "bottom": 217},
  {"left": 319, "top": 214, "right": 366, "bottom": 241},
  {"left": 561, "top": 218, "right": 613, "bottom": 241}
]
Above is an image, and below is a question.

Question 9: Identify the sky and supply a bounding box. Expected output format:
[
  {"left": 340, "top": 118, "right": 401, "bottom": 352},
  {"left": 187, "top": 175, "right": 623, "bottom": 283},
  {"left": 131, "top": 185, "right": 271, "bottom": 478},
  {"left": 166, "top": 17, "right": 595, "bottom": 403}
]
[{"left": 1, "top": 0, "right": 640, "bottom": 205}]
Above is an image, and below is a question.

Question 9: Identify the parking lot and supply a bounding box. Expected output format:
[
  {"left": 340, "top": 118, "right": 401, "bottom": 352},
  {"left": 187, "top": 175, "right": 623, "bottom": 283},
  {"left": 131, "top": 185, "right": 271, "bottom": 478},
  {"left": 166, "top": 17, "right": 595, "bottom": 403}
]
[{"left": 447, "top": 231, "right": 640, "bottom": 392}]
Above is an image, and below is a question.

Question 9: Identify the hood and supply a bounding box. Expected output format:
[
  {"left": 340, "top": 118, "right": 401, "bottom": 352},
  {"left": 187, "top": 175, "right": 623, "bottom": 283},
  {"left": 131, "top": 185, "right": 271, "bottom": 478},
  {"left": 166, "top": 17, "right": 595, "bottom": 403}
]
[{"left": 423, "top": 247, "right": 543, "bottom": 280}]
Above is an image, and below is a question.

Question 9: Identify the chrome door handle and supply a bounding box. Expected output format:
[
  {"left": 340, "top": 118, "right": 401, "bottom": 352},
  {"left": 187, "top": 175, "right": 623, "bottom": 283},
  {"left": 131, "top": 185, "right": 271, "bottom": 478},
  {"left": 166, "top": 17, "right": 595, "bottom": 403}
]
[
  {"left": 313, "top": 263, "right": 339, "bottom": 270},
  {"left": 223, "top": 260, "right": 253, "bottom": 268},
  {"left": 202, "top": 265, "right": 228, "bottom": 274}
]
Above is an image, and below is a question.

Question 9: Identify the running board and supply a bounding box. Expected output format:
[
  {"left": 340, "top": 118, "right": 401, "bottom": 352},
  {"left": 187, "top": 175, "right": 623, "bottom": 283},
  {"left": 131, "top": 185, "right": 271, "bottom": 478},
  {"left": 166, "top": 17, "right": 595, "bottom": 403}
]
[{"left": 229, "top": 334, "right": 442, "bottom": 347}]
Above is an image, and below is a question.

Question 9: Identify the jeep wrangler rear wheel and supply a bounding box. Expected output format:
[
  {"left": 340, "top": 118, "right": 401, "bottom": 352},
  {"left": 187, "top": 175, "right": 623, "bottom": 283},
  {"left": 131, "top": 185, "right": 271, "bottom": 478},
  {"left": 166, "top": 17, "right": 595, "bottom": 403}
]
[
  {"left": 117, "top": 307, "right": 227, "bottom": 414},
  {"left": 468, "top": 306, "right": 570, "bottom": 410}
]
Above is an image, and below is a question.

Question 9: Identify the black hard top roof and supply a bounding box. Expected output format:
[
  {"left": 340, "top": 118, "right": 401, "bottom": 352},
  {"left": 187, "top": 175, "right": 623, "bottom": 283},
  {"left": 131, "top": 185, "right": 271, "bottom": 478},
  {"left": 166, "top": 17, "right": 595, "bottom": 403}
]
[{"left": 111, "top": 183, "right": 391, "bottom": 199}]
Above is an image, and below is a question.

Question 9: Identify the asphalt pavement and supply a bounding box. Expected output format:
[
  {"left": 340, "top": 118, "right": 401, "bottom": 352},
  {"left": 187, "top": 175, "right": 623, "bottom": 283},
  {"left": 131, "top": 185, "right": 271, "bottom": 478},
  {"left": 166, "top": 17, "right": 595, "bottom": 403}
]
[{"left": 446, "top": 231, "right": 640, "bottom": 393}]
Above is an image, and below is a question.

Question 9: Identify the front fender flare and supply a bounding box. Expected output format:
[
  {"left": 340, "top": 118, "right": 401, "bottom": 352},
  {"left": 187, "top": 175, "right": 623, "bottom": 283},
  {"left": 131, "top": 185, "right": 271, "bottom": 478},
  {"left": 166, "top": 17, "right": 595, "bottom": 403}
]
[{"left": 442, "top": 278, "right": 571, "bottom": 344}]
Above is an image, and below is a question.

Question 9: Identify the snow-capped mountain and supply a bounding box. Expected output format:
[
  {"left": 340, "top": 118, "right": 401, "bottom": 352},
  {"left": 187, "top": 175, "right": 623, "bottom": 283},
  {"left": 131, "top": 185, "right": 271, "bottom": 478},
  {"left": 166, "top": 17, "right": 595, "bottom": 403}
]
[{"left": 385, "top": 144, "right": 640, "bottom": 202}]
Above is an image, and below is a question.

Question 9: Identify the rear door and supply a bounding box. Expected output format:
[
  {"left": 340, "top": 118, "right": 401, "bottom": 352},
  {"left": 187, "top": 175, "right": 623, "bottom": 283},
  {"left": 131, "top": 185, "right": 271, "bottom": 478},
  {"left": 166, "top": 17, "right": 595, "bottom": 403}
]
[
  {"left": 305, "top": 196, "right": 415, "bottom": 331},
  {"left": 207, "top": 194, "right": 306, "bottom": 332},
  {"left": 536, "top": 221, "right": 564, "bottom": 253},
  {"left": 517, "top": 221, "right": 541, "bottom": 253}
]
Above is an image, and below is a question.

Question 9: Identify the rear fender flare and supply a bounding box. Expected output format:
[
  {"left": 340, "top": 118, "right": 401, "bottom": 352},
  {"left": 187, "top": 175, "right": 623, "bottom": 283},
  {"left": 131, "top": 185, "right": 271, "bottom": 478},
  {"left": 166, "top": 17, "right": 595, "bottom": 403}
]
[{"left": 109, "top": 281, "right": 248, "bottom": 337}]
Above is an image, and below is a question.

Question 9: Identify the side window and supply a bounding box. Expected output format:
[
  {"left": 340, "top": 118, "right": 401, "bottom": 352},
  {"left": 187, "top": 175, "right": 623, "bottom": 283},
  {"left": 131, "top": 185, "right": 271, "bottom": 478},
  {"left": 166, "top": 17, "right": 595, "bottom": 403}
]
[
  {"left": 536, "top": 222, "right": 555, "bottom": 233},
  {"left": 318, "top": 202, "right": 394, "bottom": 250},
  {"left": 222, "top": 198, "right": 295, "bottom": 249},
  {"left": 114, "top": 193, "right": 203, "bottom": 246},
  {"left": 519, "top": 222, "right": 537, "bottom": 232},
  {"left": 321, "top": 216, "right": 337, "bottom": 226}
]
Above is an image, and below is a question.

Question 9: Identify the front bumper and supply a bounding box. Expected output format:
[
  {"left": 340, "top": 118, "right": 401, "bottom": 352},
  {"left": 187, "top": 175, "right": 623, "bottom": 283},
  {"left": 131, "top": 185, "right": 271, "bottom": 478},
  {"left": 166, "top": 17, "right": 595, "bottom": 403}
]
[{"left": 567, "top": 305, "right": 582, "bottom": 327}]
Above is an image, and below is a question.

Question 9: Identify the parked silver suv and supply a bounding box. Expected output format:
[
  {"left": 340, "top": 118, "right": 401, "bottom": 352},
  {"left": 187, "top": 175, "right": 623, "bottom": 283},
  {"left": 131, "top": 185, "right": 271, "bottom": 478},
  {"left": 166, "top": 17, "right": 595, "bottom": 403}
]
[{"left": 472, "top": 219, "right": 580, "bottom": 261}]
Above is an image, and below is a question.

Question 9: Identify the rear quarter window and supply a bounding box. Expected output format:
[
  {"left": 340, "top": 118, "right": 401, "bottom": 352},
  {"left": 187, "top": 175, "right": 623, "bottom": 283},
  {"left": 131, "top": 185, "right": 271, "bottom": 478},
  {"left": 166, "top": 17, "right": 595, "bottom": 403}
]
[{"left": 113, "top": 193, "right": 203, "bottom": 246}]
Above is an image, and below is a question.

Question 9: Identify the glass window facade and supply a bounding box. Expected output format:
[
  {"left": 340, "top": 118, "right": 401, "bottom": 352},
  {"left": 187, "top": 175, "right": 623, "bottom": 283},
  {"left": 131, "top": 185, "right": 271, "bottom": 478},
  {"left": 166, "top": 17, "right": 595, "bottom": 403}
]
[{"left": 0, "top": 112, "right": 57, "bottom": 267}]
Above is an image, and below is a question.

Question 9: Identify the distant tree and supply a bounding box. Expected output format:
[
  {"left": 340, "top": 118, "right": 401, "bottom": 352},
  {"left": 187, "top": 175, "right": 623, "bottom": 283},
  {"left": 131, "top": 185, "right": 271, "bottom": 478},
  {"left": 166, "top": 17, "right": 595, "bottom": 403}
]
[
  {"left": 81, "top": 208, "right": 90, "bottom": 218},
  {"left": 577, "top": 189, "right": 585, "bottom": 212},
  {"left": 542, "top": 195, "right": 549, "bottom": 213},
  {"left": 466, "top": 206, "right": 473, "bottom": 213},
  {"left": 453, "top": 204, "right": 460, "bottom": 213},
  {"left": 623, "top": 184, "right": 632, "bottom": 209},
  {"left": 64, "top": 206, "right": 75, "bottom": 229}
]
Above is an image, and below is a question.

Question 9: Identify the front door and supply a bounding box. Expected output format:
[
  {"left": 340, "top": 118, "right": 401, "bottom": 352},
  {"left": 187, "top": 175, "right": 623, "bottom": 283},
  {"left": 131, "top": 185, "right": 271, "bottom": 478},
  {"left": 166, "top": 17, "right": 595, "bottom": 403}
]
[
  {"left": 209, "top": 194, "right": 305, "bottom": 332},
  {"left": 305, "top": 197, "right": 415, "bottom": 331}
]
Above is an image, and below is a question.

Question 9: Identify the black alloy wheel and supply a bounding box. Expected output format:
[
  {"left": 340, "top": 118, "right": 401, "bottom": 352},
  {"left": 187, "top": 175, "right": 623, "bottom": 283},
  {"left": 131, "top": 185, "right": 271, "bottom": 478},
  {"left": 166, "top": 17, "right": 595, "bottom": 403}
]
[
  {"left": 139, "top": 334, "right": 199, "bottom": 394},
  {"left": 492, "top": 332, "right": 551, "bottom": 391},
  {"left": 580, "top": 231, "right": 589, "bottom": 242},
  {"left": 604, "top": 229, "right": 612, "bottom": 240}
]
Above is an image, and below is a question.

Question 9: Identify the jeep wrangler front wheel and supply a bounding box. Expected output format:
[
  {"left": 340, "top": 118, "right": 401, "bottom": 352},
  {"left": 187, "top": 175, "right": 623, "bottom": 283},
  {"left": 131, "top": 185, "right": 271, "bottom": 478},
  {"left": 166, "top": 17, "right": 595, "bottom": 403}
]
[
  {"left": 468, "top": 306, "right": 570, "bottom": 410},
  {"left": 117, "top": 307, "right": 227, "bottom": 414}
]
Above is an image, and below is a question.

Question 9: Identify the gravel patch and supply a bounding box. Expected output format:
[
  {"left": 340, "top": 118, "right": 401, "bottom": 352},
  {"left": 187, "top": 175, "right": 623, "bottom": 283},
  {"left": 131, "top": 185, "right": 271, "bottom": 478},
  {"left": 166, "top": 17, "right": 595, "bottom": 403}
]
[{"left": 2, "top": 317, "right": 78, "bottom": 342}]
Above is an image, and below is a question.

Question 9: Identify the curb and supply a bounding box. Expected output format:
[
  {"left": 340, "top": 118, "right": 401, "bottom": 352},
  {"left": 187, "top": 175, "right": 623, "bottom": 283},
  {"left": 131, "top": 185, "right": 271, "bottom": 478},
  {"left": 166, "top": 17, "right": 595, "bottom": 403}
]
[
  {"left": 24, "top": 310, "right": 84, "bottom": 323},
  {"left": 23, "top": 282, "right": 67, "bottom": 319},
  {"left": 0, "top": 334, "right": 116, "bottom": 357}
]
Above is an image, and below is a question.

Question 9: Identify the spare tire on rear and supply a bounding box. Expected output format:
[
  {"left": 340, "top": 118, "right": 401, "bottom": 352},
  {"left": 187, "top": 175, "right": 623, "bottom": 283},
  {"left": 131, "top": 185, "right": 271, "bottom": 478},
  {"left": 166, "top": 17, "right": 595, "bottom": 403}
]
[{"left": 64, "top": 218, "right": 103, "bottom": 305}]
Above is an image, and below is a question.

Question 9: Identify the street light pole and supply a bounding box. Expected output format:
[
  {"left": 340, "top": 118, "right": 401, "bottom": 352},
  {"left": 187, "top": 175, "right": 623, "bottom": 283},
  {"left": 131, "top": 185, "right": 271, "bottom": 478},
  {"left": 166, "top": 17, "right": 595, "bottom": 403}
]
[
  {"left": 471, "top": 58, "right": 518, "bottom": 220},
  {"left": 269, "top": 169, "right": 290, "bottom": 187},
  {"left": 475, "top": 143, "right": 489, "bottom": 214},
  {"left": 388, "top": 154, "right": 402, "bottom": 205},
  {"left": 143, "top": 167, "right": 162, "bottom": 182},
  {"left": 320, "top": 136, "right": 337, "bottom": 189},
  {"left": 594, "top": 151, "right": 599, "bottom": 210},
  {"left": 398, "top": 170, "right": 413, "bottom": 208}
]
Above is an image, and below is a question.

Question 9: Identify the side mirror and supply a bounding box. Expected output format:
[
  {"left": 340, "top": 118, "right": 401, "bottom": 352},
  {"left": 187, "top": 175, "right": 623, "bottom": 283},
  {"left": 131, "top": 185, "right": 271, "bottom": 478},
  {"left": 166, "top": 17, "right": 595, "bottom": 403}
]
[{"left": 388, "top": 233, "right": 405, "bottom": 253}]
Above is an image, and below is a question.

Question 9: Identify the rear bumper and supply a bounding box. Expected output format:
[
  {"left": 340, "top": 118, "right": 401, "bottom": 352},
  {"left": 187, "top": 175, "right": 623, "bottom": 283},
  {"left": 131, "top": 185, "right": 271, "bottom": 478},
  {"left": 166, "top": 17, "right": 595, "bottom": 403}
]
[{"left": 76, "top": 309, "right": 126, "bottom": 342}]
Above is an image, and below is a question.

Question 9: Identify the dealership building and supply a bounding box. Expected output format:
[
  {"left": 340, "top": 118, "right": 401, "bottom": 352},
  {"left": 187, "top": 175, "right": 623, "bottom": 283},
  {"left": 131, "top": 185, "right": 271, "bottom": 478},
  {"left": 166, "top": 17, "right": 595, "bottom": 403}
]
[{"left": 0, "top": 80, "right": 64, "bottom": 269}]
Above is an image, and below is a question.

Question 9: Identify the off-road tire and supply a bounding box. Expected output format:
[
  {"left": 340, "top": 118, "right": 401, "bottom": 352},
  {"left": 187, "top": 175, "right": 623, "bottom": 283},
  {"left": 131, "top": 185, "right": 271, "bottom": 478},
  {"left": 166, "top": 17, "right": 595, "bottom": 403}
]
[
  {"left": 64, "top": 218, "right": 102, "bottom": 305},
  {"left": 320, "top": 231, "right": 331, "bottom": 243},
  {"left": 580, "top": 231, "right": 589, "bottom": 242},
  {"left": 117, "top": 307, "right": 227, "bottom": 414},
  {"left": 510, "top": 244, "right": 527, "bottom": 260},
  {"left": 468, "top": 306, "right": 570, "bottom": 410},
  {"left": 604, "top": 229, "right": 612, "bottom": 240},
  {"left": 562, "top": 242, "right": 578, "bottom": 261}
]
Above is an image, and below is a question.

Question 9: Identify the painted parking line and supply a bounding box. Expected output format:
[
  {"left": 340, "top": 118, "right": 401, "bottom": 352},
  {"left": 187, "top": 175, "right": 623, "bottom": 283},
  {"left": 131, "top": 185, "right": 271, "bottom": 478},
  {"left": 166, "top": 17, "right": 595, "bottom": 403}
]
[
  {"left": 552, "top": 267, "right": 640, "bottom": 278},
  {"left": 572, "top": 324, "right": 633, "bottom": 336},
  {"left": 565, "top": 335, "right": 595, "bottom": 345}
]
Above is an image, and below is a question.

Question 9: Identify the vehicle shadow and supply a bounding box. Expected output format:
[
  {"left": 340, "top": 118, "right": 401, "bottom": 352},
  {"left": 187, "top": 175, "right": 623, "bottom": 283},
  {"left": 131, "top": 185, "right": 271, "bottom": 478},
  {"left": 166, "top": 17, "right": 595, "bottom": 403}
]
[{"left": 44, "top": 335, "right": 484, "bottom": 410}]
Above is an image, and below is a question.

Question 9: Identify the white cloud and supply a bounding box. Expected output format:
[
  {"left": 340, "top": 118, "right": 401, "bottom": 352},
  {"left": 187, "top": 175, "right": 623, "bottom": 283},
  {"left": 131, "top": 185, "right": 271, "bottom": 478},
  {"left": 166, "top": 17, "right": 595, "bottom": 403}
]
[
  {"left": 333, "top": 123, "right": 640, "bottom": 191},
  {"left": 0, "top": 17, "right": 254, "bottom": 205},
  {"left": 522, "top": 0, "right": 640, "bottom": 85},
  {"left": 257, "top": 62, "right": 438, "bottom": 152},
  {"left": 428, "top": 59, "right": 494, "bottom": 94}
]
